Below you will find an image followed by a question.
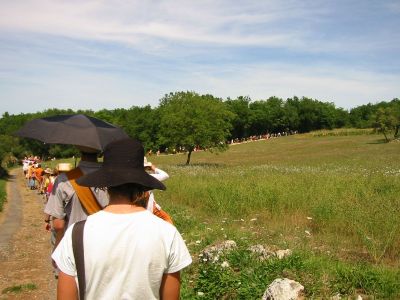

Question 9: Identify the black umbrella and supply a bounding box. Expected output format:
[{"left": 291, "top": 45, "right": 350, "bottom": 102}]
[{"left": 15, "top": 114, "right": 129, "bottom": 151}]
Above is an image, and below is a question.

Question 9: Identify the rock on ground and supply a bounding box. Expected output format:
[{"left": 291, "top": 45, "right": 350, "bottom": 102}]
[
  {"left": 201, "top": 240, "right": 237, "bottom": 263},
  {"left": 262, "top": 278, "right": 304, "bottom": 300},
  {"left": 248, "top": 244, "right": 275, "bottom": 261}
]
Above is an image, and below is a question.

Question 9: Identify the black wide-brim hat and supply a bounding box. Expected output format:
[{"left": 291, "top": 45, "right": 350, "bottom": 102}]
[{"left": 76, "top": 138, "right": 166, "bottom": 190}]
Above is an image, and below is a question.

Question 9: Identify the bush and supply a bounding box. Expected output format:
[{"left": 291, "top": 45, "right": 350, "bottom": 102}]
[
  {"left": 308, "top": 128, "right": 374, "bottom": 137},
  {"left": 0, "top": 166, "right": 8, "bottom": 179},
  {"left": 0, "top": 178, "right": 6, "bottom": 212}
]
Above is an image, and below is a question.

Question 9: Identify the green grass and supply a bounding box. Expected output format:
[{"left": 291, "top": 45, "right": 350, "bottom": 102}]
[
  {"left": 1, "top": 283, "right": 37, "bottom": 294},
  {"left": 0, "top": 179, "right": 6, "bottom": 212},
  {"left": 148, "top": 133, "right": 400, "bottom": 298},
  {"left": 180, "top": 249, "right": 400, "bottom": 299},
  {"left": 20, "top": 133, "right": 399, "bottom": 298}
]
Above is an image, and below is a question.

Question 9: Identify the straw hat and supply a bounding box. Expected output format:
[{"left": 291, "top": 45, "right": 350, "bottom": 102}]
[
  {"left": 44, "top": 168, "right": 54, "bottom": 175},
  {"left": 57, "top": 163, "right": 72, "bottom": 172},
  {"left": 77, "top": 138, "right": 165, "bottom": 190}
]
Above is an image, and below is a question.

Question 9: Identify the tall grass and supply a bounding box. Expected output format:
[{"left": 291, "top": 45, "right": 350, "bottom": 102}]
[
  {"left": 307, "top": 128, "right": 375, "bottom": 137},
  {"left": 13, "top": 134, "right": 398, "bottom": 297},
  {"left": 149, "top": 133, "right": 400, "bottom": 297},
  {"left": 0, "top": 179, "right": 6, "bottom": 212}
]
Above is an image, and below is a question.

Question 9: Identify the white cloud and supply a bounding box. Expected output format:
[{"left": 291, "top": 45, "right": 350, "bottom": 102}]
[
  {"left": 0, "top": 0, "right": 398, "bottom": 114},
  {"left": 1, "top": 58, "right": 399, "bottom": 115},
  {"left": 0, "top": 0, "right": 335, "bottom": 49},
  {"left": 172, "top": 62, "right": 400, "bottom": 109}
]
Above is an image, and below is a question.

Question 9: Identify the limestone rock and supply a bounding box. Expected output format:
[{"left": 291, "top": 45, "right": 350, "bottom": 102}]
[
  {"left": 201, "top": 240, "right": 237, "bottom": 263},
  {"left": 275, "top": 249, "right": 292, "bottom": 259},
  {"left": 248, "top": 244, "right": 275, "bottom": 261},
  {"left": 262, "top": 278, "right": 304, "bottom": 300}
]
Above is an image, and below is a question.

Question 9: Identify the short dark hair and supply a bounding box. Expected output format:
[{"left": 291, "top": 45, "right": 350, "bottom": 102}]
[{"left": 107, "top": 183, "right": 148, "bottom": 208}]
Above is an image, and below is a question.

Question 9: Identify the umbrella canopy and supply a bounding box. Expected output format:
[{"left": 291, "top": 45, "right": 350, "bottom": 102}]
[{"left": 15, "top": 114, "right": 129, "bottom": 151}]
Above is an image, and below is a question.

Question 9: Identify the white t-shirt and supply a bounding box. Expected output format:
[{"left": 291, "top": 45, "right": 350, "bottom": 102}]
[{"left": 52, "top": 210, "right": 192, "bottom": 300}]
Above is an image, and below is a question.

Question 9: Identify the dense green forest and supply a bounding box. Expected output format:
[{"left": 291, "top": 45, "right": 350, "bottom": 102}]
[{"left": 0, "top": 92, "right": 399, "bottom": 170}]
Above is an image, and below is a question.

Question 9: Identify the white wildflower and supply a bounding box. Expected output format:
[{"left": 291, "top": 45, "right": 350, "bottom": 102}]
[{"left": 221, "top": 261, "right": 230, "bottom": 268}]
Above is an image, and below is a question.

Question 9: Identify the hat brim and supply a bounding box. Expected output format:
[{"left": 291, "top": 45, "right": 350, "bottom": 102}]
[{"left": 76, "top": 167, "right": 166, "bottom": 190}]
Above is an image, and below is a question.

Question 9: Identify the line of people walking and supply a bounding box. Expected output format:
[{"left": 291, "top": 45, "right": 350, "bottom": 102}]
[
  {"left": 18, "top": 114, "right": 191, "bottom": 299},
  {"left": 34, "top": 140, "right": 189, "bottom": 299},
  {"left": 23, "top": 156, "right": 65, "bottom": 201}
]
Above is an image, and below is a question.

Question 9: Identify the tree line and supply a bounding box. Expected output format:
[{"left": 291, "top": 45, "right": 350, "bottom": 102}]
[{"left": 0, "top": 91, "right": 399, "bottom": 169}]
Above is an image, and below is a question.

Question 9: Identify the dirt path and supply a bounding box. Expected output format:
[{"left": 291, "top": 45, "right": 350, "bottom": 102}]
[{"left": 0, "top": 169, "right": 56, "bottom": 299}]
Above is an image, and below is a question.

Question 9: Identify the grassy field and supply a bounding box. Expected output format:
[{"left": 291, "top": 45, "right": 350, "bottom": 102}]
[
  {"left": 3, "top": 133, "right": 399, "bottom": 298},
  {"left": 148, "top": 133, "right": 400, "bottom": 298}
]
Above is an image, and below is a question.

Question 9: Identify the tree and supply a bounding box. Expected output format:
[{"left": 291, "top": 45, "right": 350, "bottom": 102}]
[
  {"left": 248, "top": 100, "right": 271, "bottom": 135},
  {"left": 225, "top": 96, "right": 252, "bottom": 139},
  {"left": 248, "top": 97, "right": 287, "bottom": 134},
  {"left": 389, "top": 98, "right": 400, "bottom": 138},
  {"left": 373, "top": 107, "right": 398, "bottom": 142},
  {"left": 158, "top": 91, "right": 233, "bottom": 164},
  {"left": 111, "top": 106, "right": 159, "bottom": 152},
  {"left": 349, "top": 103, "right": 376, "bottom": 128}
]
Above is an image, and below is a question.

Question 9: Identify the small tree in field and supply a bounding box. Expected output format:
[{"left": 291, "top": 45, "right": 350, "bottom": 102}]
[
  {"left": 374, "top": 107, "right": 398, "bottom": 142},
  {"left": 158, "top": 91, "right": 234, "bottom": 164}
]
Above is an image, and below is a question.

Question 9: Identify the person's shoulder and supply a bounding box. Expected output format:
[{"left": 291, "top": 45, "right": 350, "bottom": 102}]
[
  {"left": 54, "top": 173, "right": 69, "bottom": 184},
  {"left": 51, "top": 173, "right": 73, "bottom": 193},
  {"left": 146, "top": 212, "right": 177, "bottom": 234},
  {"left": 86, "top": 210, "right": 106, "bottom": 220}
]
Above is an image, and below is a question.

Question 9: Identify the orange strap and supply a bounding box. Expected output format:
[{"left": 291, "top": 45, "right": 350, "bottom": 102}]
[
  {"left": 66, "top": 168, "right": 102, "bottom": 215},
  {"left": 153, "top": 207, "right": 173, "bottom": 224},
  {"left": 144, "top": 191, "right": 173, "bottom": 224}
]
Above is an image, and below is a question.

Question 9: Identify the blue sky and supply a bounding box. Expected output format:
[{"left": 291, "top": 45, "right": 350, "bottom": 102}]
[{"left": 0, "top": 0, "right": 399, "bottom": 115}]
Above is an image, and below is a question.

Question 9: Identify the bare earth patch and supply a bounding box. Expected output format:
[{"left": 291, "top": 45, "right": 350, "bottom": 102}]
[{"left": 0, "top": 169, "right": 56, "bottom": 299}]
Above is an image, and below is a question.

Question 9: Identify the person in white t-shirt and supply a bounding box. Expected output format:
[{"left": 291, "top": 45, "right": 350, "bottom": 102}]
[{"left": 52, "top": 138, "right": 192, "bottom": 300}]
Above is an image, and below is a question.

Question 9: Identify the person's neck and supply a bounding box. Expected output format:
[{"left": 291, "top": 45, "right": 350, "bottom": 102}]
[{"left": 103, "top": 199, "right": 145, "bottom": 214}]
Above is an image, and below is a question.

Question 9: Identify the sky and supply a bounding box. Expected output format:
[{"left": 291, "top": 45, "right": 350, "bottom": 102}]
[{"left": 0, "top": 0, "right": 399, "bottom": 115}]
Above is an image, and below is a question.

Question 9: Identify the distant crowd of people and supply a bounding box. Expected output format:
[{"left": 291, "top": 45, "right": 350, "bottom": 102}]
[
  {"left": 152, "top": 131, "right": 298, "bottom": 155},
  {"left": 228, "top": 131, "right": 298, "bottom": 145}
]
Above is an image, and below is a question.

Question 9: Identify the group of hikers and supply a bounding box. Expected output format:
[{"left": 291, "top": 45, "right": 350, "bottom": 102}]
[
  {"left": 23, "top": 156, "right": 49, "bottom": 192},
  {"left": 24, "top": 139, "right": 191, "bottom": 299}
]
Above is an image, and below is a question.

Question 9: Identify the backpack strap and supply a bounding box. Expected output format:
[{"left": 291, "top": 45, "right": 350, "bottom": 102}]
[
  {"left": 66, "top": 168, "right": 102, "bottom": 215},
  {"left": 72, "top": 220, "right": 86, "bottom": 300},
  {"left": 153, "top": 205, "right": 174, "bottom": 224}
]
